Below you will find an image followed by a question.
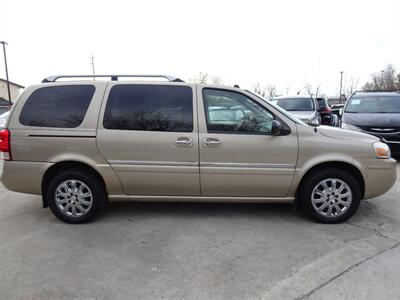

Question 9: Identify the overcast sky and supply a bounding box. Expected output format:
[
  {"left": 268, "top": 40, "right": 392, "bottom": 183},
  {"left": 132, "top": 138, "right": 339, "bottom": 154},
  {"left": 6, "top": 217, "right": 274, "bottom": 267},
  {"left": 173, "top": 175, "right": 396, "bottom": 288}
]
[{"left": 0, "top": 0, "right": 399, "bottom": 96}]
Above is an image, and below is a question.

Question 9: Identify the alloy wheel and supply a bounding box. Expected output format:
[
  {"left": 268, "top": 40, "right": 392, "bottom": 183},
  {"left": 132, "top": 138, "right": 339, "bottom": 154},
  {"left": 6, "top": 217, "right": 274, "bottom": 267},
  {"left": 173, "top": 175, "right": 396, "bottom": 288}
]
[
  {"left": 311, "top": 178, "right": 352, "bottom": 218},
  {"left": 54, "top": 179, "right": 93, "bottom": 217}
]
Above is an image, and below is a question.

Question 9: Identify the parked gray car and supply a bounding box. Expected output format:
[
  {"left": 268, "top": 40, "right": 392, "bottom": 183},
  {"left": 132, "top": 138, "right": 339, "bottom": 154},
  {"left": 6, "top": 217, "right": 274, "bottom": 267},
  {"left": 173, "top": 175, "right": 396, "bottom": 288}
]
[{"left": 271, "top": 96, "right": 320, "bottom": 125}]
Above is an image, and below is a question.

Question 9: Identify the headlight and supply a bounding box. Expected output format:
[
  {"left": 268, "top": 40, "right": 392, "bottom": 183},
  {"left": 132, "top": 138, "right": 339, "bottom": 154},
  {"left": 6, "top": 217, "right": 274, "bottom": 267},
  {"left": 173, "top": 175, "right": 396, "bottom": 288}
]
[
  {"left": 373, "top": 141, "right": 391, "bottom": 159},
  {"left": 341, "top": 122, "right": 362, "bottom": 132},
  {"left": 303, "top": 116, "right": 319, "bottom": 125}
]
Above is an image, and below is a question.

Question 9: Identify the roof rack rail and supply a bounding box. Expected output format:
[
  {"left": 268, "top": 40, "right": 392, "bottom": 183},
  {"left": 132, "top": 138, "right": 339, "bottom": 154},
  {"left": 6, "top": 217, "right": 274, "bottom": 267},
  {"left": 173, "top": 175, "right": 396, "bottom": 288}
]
[{"left": 42, "top": 74, "right": 184, "bottom": 83}]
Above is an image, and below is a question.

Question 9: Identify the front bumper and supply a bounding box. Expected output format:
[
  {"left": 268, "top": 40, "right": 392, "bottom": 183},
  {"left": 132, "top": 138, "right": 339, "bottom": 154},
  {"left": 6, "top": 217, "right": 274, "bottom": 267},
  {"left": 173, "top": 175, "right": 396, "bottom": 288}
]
[{"left": 363, "top": 158, "right": 397, "bottom": 199}]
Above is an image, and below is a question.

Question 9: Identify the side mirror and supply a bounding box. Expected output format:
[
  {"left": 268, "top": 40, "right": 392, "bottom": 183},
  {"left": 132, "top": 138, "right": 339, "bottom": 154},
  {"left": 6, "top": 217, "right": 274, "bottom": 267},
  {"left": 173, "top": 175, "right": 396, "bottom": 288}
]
[{"left": 271, "top": 120, "right": 282, "bottom": 136}]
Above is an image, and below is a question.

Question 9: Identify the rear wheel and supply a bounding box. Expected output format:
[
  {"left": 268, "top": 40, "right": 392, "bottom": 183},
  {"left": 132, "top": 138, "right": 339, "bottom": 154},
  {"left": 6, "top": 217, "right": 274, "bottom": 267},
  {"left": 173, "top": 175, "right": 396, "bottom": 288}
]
[
  {"left": 46, "top": 169, "right": 106, "bottom": 224},
  {"left": 299, "top": 168, "right": 361, "bottom": 223}
]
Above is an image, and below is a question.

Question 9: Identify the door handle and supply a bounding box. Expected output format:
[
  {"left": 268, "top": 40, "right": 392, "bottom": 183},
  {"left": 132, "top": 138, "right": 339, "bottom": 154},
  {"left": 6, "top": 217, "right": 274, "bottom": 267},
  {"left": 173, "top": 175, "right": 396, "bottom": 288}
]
[
  {"left": 175, "top": 137, "right": 193, "bottom": 147},
  {"left": 204, "top": 138, "right": 222, "bottom": 147}
]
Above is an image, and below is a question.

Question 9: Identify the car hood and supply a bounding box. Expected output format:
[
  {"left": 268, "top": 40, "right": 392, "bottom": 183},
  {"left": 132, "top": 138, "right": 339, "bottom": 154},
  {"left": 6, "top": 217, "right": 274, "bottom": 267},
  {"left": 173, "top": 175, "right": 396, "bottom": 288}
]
[
  {"left": 317, "top": 125, "right": 379, "bottom": 141},
  {"left": 343, "top": 112, "right": 400, "bottom": 127},
  {"left": 288, "top": 111, "right": 316, "bottom": 120}
]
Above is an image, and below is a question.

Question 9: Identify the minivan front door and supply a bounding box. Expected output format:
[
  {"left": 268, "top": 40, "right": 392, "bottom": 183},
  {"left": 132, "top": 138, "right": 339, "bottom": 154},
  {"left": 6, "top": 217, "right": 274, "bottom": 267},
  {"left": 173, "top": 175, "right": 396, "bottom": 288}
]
[
  {"left": 97, "top": 83, "right": 200, "bottom": 196},
  {"left": 198, "top": 87, "right": 298, "bottom": 197}
]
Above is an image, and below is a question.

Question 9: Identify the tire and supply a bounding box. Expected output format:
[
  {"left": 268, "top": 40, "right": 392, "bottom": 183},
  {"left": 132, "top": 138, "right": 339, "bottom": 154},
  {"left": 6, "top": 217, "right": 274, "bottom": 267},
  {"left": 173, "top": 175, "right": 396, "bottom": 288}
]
[
  {"left": 299, "top": 168, "right": 361, "bottom": 224},
  {"left": 46, "top": 169, "right": 106, "bottom": 224}
]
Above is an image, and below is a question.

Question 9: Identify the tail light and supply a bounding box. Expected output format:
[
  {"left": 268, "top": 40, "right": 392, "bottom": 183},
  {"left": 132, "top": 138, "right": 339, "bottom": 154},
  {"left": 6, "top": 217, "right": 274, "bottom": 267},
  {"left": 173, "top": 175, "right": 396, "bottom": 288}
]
[{"left": 0, "top": 129, "right": 11, "bottom": 160}]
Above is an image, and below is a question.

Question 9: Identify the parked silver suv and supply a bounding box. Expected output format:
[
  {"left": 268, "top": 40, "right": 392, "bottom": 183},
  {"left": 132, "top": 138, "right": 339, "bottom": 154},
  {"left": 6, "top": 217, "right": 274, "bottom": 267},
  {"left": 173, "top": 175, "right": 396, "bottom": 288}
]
[{"left": 0, "top": 75, "right": 397, "bottom": 224}]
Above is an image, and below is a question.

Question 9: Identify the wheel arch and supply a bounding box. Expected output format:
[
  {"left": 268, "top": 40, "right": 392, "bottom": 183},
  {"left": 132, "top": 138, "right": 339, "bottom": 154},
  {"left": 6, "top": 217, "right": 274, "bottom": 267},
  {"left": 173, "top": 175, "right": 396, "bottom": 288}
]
[
  {"left": 295, "top": 161, "right": 365, "bottom": 204},
  {"left": 41, "top": 160, "right": 107, "bottom": 208}
]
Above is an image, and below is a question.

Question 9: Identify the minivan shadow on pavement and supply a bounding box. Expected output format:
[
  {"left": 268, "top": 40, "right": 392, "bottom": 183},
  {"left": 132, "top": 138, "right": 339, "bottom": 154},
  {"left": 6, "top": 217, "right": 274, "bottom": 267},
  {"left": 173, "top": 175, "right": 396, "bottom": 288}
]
[{"left": 103, "top": 201, "right": 298, "bottom": 222}]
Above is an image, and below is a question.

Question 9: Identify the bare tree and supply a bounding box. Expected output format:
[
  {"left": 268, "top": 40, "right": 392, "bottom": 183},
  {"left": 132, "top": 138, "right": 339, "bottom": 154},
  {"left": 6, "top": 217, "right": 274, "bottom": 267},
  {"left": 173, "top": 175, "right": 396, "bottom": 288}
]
[
  {"left": 363, "top": 64, "right": 399, "bottom": 92},
  {"left": 315, "top": 85, "right": 322, "bottom": 97},
  {"left": 266, "top": 84, "right": 277, "bottom": 99},
  {"left": 398, "top": 74, "right": 400, "bottom": 89},
  {"left": 253, "top": 83, "right": 267, "bottom": 98},
  {"left": 304, "top": 81, "right": 313, "bottom": 95},
  {"left": 190, "top": 72, "right": 208, "bottom": 84},
  {"left": 343, "top": 76, "right": 359, "bottom": 97},
  {"left": 253, "top": 83, "right": 278, "bottom": 99},
  {"left": 211, "top": 76, "right": 223, "bottom": 85}
]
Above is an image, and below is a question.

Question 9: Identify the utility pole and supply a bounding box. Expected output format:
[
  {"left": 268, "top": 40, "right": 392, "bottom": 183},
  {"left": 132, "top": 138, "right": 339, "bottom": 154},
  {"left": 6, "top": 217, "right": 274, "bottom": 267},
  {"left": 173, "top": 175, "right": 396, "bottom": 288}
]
[
  {"left": 339, "top": 71, "right": 343, "bottom": 104},
  {"left": 0, "top": 41, "right": 12, "bottom": 105},
  {"left": 90, "top": 55, "right": 95, "bottom": 80},
  {"left": 285, "top": 87, "right": 290, "bottom": 95}
]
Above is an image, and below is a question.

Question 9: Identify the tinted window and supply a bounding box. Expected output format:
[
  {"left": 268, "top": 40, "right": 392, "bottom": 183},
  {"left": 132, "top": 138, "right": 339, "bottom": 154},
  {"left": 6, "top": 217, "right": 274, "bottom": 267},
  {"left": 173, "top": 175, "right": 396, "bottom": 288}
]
[
  {"left": 19, "top": 85, "right": 95, "bottom": 128},
  {"left": 203, "top": 88, "right": 275, "bottom": 134},
  {"left": 345, "top": 96, "right": 400, "bottom": 113},
  {"left": 103, "top": 85, "right": 193, "bottom": 132},
  {"left": 272, "top": 98, "right": 315, "bottom": 111}
]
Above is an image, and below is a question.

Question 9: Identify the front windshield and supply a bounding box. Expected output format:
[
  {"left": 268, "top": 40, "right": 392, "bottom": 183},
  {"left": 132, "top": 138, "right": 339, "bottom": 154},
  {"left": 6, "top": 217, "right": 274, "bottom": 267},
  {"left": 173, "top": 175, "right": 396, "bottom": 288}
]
[
  {"left": 271, "top": 98, "right": 315, "bottom": 111},
  {"left": 246, "top": 91, "right": 306, "bottom": 125},
  {"left": 345, "top": 96, "right": 400, "bottom": 113}
]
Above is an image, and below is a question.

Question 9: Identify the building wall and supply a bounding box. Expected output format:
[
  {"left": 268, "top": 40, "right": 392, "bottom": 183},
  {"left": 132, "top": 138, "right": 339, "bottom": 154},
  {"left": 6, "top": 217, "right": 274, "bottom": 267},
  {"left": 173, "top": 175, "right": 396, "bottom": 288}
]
[{"left": 0, "top": 81, "right": 23, "bottom": 102}]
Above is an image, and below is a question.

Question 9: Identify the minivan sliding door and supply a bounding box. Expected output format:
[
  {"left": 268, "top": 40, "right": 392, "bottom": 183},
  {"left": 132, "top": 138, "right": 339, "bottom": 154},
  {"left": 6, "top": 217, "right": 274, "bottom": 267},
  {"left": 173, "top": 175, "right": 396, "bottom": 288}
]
[{"left": 97, "top": 83, "right": 200, "bottom": 196}]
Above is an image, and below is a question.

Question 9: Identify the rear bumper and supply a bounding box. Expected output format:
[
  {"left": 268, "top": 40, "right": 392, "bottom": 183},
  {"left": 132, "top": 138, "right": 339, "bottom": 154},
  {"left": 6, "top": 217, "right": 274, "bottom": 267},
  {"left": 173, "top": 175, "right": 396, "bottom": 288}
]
[
  {"left": 363, "top": 158, "right": 397, "bottom": 199},
  {"left": 0, "top": 160, "right": 52, "bottom": 195}
]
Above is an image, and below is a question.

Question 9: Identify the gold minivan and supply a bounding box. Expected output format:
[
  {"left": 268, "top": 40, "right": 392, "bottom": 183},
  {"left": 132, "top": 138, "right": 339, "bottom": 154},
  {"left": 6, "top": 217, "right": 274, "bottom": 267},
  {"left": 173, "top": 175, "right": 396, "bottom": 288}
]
[{"left": 0, "top": 75, "right": 397, "bottom": 224}]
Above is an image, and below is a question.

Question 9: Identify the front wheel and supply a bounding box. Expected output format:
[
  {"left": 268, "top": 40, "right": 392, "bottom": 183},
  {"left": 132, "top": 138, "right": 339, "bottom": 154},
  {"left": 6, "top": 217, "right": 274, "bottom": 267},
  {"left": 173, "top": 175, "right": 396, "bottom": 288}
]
[{"left": 299, "top": 168, "right": 361, "bottom": 223}]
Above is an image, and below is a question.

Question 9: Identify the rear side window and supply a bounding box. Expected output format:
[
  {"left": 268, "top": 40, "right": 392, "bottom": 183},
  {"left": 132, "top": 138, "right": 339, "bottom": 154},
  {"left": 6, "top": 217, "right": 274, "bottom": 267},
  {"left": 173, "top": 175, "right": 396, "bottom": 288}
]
[
  {"left": 19, "top": 85, "right": 95, "bottom": 128},
  {"left": 103, "top": 85, "right": 193, "bottom": 132}
]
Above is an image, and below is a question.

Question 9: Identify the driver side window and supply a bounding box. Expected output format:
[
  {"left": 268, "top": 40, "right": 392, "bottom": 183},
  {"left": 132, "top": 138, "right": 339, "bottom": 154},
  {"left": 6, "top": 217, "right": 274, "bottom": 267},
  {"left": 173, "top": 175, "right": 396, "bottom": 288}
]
[{"left": 203, "top": 88, "right": 274, "bottom": 134}]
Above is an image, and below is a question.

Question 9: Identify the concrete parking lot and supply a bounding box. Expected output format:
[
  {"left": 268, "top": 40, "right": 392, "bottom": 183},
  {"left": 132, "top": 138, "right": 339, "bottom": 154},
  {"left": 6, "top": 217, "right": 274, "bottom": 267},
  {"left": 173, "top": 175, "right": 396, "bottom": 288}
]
[{"left": 0, "top": 164, "right": 399, "bottom": 300}]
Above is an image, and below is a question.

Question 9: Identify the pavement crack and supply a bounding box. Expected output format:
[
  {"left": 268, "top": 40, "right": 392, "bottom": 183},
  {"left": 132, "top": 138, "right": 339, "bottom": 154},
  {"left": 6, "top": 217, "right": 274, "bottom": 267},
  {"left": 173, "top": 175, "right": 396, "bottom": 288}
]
[
  {"left": 296, "top": 241, "right": 399, "bottom": 300},
  {"left": 295, "top": 220, "right": 400, "bottom": 299},
  {"left": 345, "top": 221, "right": 400, "bottom": 243}
]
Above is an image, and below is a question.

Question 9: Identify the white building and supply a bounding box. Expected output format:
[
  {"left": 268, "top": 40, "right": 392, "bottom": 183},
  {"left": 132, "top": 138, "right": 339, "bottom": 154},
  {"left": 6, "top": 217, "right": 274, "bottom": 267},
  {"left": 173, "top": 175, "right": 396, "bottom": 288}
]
[{"left": 0, "top": 78, "right": 25, "bottom": 104}]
